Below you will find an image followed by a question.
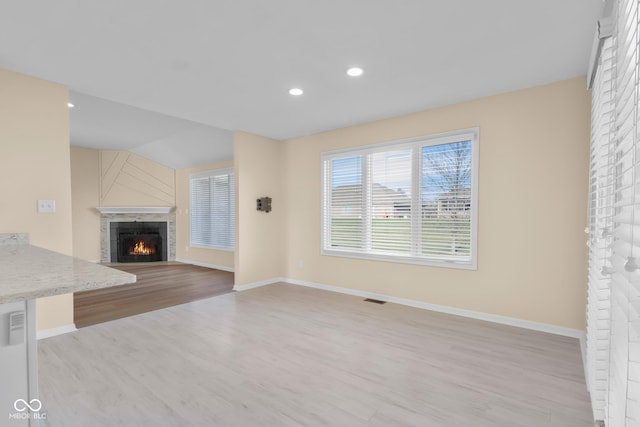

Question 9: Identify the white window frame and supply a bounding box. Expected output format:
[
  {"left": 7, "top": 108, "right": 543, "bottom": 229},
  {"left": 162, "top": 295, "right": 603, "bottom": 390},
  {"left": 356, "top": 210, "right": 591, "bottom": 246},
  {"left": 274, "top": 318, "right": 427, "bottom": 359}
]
[
  {"left": 189, "top": 167, "right": 235, "bottom": 251},
  {"left": 321, "top": 128, "right": 479, "bottom": 270}
]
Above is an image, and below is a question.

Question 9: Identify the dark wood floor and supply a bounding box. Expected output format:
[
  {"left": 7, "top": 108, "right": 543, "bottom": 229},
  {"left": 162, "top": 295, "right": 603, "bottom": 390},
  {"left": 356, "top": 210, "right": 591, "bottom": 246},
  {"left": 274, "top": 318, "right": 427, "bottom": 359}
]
[{"left": 74, "top": 262, "right": 234, "bottom": 328}]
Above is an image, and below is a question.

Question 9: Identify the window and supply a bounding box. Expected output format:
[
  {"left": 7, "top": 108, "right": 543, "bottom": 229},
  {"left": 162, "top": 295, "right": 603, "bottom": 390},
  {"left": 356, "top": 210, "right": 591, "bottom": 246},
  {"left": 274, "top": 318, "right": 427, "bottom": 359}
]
[
  {"left": 321, "top": 129, "right": 478, "bottom": 269},
  {"left": 585, "top": 1, "right": 640, "bottom": 424},
  {"left": 586, "top": 35, "right": 613, "bottom": 422},
  {"left": 190, "top": 168, "right": 235, "bottom": 250}
]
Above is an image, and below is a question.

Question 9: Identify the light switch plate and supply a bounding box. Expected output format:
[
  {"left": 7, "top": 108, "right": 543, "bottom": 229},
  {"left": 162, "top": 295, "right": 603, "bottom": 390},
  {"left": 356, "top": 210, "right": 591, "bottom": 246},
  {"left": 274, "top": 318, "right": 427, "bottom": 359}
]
[{"left": 37, "top": 200, "right": 56, "bottom": 213}]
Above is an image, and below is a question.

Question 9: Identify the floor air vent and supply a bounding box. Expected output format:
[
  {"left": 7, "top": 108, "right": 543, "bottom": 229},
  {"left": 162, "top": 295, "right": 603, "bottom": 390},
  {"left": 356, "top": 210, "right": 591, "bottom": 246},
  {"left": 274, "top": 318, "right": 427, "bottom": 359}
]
[{"left": 364, "top": 298, "right": 387, "bottom": 304}]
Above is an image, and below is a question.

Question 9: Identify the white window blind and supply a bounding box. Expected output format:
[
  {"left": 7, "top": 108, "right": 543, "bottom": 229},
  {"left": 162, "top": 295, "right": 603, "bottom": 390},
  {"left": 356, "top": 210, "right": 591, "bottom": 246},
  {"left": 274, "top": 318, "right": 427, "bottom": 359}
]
[
  {"left": 587, "top": 35, "right": 614, "bottom": 423},
  {"left": 609, "top": 1, "right": 640, "bottom": 424},
  {"left": 190, "top": 168, "right": 235, "bottom": 250},
  {"left": 587, "top": 1, "right": 640, "bottom": 425},
  {"left": 321, "top": 129, "right": 478, "bottom": 269}
]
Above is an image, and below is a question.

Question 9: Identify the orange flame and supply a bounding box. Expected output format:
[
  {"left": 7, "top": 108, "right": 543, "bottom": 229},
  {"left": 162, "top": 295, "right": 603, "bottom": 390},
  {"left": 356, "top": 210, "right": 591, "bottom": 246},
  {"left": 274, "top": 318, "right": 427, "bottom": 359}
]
[{"left": 131, "top": 241, "right": 153, "bottom": 255}]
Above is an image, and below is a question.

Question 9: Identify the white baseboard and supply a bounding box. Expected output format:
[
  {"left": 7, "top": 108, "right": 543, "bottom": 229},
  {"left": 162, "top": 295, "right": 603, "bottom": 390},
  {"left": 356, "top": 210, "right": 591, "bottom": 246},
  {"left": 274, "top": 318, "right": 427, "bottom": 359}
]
[
  {"left": 37, "top": 323, "right": 77, "bottom": 340},
  {"left": 175, "top": 258, "right": 235, "bottom": 273},
  {"left": 233, "top": 277, "right": 285, "bottom": 292},
  {"left": 282, "top": 278, "right": 586, "bottom": 340}
]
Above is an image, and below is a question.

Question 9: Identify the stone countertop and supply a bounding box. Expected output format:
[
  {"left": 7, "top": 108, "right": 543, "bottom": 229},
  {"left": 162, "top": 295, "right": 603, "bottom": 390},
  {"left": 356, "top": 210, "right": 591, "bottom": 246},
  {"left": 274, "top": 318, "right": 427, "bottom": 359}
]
[{"left": 0, "top": 242, "right": 136, "bottom": 304}]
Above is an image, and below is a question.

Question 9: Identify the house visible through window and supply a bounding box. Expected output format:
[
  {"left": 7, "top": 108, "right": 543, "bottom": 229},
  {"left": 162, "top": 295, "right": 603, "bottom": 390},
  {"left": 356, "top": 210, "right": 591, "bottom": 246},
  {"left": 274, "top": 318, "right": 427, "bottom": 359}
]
[
  {"left": 321, "top": 129, "right": 478, "bottom": 269},
  {"left": 190, "top": 168, "right": 235, "bottom": 250}
]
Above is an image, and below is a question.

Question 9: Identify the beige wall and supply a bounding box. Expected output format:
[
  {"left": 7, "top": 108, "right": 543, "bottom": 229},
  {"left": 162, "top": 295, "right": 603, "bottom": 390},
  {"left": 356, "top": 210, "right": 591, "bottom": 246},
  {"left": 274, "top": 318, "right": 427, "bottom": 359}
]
[
  {"left": 70, "top": 146, "right": 101, "bottom": 261},
  {"left": 176, "top": 160, "right": 235, "bottom": 269},
  {"left": 100, "top": 150, "right": 175, "bottom": 207},
  {"left": 234, "top": 131, "right": 285, "bottom": 285},
  {"left": 0, "top": 69, "right": 74, "bottom": 330},
  {"left": 70, "top": 149, "right": 177, "bottom": 262},
  {"left": 282, "top": 77, "right": 590, "bottom": 330}
]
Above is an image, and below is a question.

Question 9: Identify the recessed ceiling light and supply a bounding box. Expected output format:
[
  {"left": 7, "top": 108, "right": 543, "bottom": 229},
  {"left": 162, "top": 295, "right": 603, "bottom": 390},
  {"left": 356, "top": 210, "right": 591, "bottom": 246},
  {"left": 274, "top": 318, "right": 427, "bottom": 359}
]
[
  {"left": 346, "top": 67, "right": 364, "bottom": 77},
  {"left": 67, "top": 102, "right": 75, "bottom": 108},
  {"left": 289, "top": 88, "right": 304, "bottom": 96}
]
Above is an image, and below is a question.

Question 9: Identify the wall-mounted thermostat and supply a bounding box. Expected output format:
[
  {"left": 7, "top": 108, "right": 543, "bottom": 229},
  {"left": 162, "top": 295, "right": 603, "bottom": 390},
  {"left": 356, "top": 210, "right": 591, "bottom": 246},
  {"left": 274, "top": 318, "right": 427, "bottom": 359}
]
[
  {"left": 9, "top": 311, "right": 25, "bottom": 345},
  {"left": 256, "top": 197, "right": 272, "bottom": 213}
]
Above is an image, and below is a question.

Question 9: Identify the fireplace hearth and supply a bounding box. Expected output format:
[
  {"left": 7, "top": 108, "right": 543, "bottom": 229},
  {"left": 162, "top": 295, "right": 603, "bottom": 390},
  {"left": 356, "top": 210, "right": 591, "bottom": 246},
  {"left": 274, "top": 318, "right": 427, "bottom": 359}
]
[{"left": 110, "top": 222, "right": 168, "bottom": 263}]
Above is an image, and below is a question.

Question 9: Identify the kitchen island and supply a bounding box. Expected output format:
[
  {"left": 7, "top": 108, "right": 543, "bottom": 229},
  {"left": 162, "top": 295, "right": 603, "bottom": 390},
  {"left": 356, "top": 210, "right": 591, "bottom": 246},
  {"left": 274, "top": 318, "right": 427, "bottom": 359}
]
[{"left": 0, "top": 233, "right": 136, "bottom": 426}]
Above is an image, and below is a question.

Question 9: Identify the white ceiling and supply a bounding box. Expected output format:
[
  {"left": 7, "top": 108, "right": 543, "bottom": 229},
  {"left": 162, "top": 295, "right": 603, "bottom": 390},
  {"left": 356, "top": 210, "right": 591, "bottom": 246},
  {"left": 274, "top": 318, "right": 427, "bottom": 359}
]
[
  {"left": 68, "top": 91, "right": 233, "bottom": 168},
  {"left": 0, "top": 0, "right": 603, "bottom": 168}
]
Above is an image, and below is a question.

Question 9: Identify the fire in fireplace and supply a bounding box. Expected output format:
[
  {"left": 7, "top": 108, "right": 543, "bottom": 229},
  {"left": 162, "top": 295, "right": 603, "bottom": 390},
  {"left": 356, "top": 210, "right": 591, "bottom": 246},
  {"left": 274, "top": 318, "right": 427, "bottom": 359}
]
[
  {"left": 110, "top": 221, "right": 167, "bottom": 263},
  {"left": 131, "top": 240, "right": 153, "bottom": 255}
]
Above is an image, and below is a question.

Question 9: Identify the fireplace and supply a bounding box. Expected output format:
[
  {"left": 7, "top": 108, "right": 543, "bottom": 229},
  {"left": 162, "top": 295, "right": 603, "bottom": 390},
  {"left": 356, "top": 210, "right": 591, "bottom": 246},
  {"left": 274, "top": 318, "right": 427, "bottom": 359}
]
[
  {"left": 110, "top": 222, "right": 168, "bottom": 263},
  {"left": 98, "top": 207, "right": 176, "bottom": 263}
]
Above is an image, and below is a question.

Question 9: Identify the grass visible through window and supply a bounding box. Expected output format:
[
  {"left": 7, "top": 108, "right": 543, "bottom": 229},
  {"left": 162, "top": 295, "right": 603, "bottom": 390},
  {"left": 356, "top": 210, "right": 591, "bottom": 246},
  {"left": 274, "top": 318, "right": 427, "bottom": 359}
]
[{"left": 331, "top": 217, "right": 470, "bottom": 258}]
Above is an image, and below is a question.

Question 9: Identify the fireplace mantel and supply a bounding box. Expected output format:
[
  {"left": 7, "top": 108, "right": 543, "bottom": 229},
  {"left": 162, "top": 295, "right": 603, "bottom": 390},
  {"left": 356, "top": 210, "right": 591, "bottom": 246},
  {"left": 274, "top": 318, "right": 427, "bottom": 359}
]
[{"left": 96, "top": 206, "right": 175, "bottom": 214}]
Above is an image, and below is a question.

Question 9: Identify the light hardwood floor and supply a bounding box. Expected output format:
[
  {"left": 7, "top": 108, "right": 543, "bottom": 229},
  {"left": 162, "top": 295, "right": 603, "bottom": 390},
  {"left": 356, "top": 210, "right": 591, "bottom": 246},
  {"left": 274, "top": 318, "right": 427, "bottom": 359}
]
[{"left": 39, "top": 283, "right": 593, "bottom": 426}]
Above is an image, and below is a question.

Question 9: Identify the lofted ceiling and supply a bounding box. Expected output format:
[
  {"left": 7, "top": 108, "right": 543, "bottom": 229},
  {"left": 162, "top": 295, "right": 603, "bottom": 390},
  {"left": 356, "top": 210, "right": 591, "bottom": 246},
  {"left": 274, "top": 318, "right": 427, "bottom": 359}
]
[{"left": 0, "top": 0, "right": 603, "bottom": 168}]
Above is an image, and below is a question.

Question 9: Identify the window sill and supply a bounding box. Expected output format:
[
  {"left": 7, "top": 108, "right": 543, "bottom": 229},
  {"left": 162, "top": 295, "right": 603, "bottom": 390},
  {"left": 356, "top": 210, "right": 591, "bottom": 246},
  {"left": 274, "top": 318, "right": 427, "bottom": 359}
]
[
  {"left": 321, "top": 248, "right": 477, "bottom": 271},
  {"left": 189, "top": 244, "right": 235, "bottom": 252}
]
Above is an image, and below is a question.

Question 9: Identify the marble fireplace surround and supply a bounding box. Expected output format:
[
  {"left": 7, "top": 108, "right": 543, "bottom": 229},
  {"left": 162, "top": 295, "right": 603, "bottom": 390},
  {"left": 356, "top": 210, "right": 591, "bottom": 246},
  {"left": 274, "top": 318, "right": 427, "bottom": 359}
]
[{"left": 97, "top": 207, "right": 176, "bottom": 263}]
